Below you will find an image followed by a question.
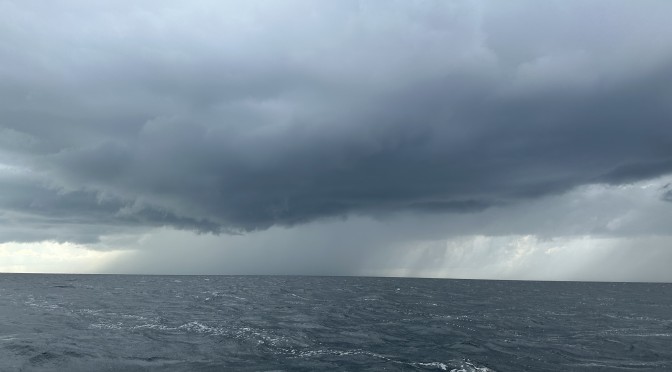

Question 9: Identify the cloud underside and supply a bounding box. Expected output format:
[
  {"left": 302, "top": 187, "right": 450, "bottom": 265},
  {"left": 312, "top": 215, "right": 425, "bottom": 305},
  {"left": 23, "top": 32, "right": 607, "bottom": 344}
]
[{"left": 1, "top": 1, "right": 672, "bottom": 243}]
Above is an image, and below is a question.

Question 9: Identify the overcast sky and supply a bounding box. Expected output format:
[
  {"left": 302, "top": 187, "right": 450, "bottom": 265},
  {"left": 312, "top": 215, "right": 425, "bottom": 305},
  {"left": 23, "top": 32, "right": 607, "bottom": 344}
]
[{"left": 1, "top": 1, "right": 672, "bottom": 281}]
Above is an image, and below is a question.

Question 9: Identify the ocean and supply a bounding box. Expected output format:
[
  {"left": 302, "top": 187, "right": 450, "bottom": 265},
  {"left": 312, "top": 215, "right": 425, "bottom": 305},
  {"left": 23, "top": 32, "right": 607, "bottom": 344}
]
[{"left": 0, "top": 274, "right": 670, "bottom": 371}]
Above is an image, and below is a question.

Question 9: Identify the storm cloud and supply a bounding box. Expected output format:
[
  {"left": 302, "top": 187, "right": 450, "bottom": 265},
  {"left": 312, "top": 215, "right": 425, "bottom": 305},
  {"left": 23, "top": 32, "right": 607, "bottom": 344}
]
[{"left": 2, "top": 0, "right": 672, "bottom": 245}]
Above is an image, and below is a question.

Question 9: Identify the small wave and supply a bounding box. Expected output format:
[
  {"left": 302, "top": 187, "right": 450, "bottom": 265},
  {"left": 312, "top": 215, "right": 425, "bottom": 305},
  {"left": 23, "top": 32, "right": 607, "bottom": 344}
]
[
  {"left": 179, "top": 321, "right": 226, "bottom": 336},
  {"left": 289, "top": 348, "right": 493, "bottom": 371},
  {"left": 571, "top": 360, "right": 671, "bottom": 369},
  {"left": 77, "top": 308, "right": 101, "bottom": 314},
  {"left": 415, "top": 361, "right": 450, "bottom": 370},
  {"left": 445, "top": 360, "right": 495, "bottom": 372},
  {"left": 120, "top": 314, "right": 148, "bottom": 321},
  {"left": 599, "top": 328, "right": 672, "bottom": 337},
  {"left": 234, "top": 326, "right": 294, "bottom": 347},
  {"left": 132, "top": 323, "right": 174, "bottom": 331},
  {"left": 624, "top": 333, "right": 672, "bottom": 337},
  {"left": 90, "top": 322, "right": 124, "bottom": 330},
  {"left": 290, "top": 293, "right": 310, "bottom": 300}
]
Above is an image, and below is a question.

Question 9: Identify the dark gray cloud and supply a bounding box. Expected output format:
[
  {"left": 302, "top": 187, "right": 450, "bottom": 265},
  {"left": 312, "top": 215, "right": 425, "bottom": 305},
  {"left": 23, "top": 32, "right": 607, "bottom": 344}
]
[
  {"left": 665, "top": 191, "right": 672, "bottom": 202},
  {"left": 0, "top": 167, "right": 219, "bottom": 243},
  {"left": 662, "top": 183, "right": 672, "bottom": 203},
  {"left": 2, "top": 1, "right": 672, "bottom": 242}
]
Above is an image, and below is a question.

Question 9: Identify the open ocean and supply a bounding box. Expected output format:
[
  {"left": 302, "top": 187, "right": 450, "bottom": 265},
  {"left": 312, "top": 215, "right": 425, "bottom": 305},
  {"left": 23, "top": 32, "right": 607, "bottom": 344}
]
[{"left": 0, "top": 274, "right": 670, "bottom": 371}]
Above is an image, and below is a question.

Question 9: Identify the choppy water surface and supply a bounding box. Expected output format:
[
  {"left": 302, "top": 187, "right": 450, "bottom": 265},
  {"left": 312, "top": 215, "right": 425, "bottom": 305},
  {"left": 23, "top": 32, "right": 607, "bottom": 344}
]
[{"left": 0, "top": 275, "right": 670, "bottom": 371}]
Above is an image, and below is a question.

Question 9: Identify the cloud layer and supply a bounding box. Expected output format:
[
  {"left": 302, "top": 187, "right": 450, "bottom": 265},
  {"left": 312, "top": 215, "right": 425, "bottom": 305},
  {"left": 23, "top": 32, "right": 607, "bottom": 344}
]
[{"left": 1, "top": 1, "right": 672, "bottom": 244}]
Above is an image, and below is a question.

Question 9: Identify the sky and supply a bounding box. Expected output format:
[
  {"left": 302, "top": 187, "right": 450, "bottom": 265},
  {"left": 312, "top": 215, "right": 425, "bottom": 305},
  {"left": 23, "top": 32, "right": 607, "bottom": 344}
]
[{"left": 1, "top": 0, "right": 672, "bottom": 281}]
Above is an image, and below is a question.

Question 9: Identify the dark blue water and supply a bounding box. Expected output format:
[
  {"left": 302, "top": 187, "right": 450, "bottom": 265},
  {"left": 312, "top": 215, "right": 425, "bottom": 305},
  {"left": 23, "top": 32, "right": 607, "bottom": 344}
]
[{"left": 0, "top": 274, "right": 670, "bottom": 371}]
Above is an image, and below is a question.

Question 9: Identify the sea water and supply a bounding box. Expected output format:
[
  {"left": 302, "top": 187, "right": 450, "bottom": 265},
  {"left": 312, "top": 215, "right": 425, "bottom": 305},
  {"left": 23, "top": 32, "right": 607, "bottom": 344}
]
[{"left": 0, "top": 274, "right": 670, "bottom": 371}]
